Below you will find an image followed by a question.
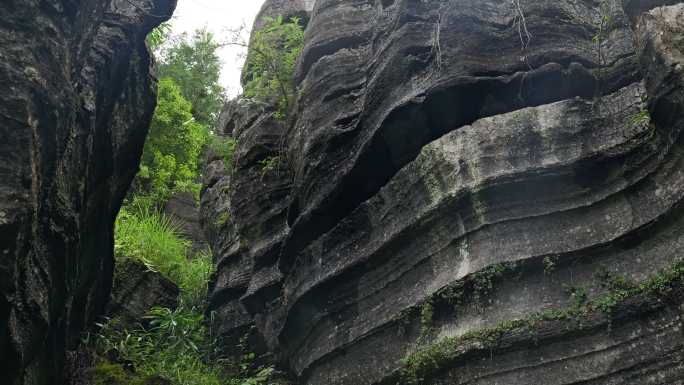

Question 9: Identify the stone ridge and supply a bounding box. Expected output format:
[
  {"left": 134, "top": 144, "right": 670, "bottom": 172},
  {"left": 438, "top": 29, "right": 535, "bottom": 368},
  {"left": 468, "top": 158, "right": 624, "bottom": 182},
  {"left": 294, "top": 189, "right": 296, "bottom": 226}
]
[
  {"left": 0, "top": 1, "right": 175, "bottom": 384},
  {"left": 204, "top": 1, "right": 684, "bottom": 384}
]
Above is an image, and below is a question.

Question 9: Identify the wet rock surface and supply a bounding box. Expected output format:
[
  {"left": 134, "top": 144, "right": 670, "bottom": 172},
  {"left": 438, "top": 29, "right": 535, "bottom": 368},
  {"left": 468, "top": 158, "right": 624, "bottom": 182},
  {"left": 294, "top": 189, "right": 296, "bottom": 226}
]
[
  {"left": 0, "top": 0, "right": 175, "bottom": 384},
  {"left": 204, "top": 1, "right": 684, "bottom": 384}
]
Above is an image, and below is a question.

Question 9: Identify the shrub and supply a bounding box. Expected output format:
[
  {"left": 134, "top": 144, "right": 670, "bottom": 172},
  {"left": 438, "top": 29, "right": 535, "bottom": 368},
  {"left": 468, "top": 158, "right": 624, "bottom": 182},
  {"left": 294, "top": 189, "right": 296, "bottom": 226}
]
[
  {"left": 177, "top": 250, "right": 213, "bottom": 308},
  {"left": 242, "top": 16, "right": 305, "bottom": 120},
  {"left": 208, "top": 135, "right": 237, "bottom": 171}
]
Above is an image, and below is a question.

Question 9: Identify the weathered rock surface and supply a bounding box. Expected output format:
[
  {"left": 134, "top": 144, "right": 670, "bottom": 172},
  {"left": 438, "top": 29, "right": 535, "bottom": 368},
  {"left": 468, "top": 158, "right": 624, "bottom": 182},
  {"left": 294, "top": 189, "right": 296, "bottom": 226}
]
[
  {"left": 202, "top": 97, "right": 293, "bottom": 360},
  {"left": 107, "top": 258, "right": 179, "bottom": 325},
  {"left": 164, "top": 192, "right": 207, "bottom": 254},
  {"left": 253, "top": 0, "right": 315, "bottom": 30},
  {"left": 0, "top": 1, "right": 175, "bottom": 384},
  {"left": 204, "top": 1, "right": 684, "bottom": 385}
]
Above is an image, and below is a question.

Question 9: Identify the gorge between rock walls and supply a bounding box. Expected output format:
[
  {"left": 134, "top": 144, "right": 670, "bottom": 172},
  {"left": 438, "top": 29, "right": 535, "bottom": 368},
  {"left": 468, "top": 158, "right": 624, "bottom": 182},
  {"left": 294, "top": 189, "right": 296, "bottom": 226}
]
[{"left": 2, "top": 0, "right": 684, "bottom": 385}]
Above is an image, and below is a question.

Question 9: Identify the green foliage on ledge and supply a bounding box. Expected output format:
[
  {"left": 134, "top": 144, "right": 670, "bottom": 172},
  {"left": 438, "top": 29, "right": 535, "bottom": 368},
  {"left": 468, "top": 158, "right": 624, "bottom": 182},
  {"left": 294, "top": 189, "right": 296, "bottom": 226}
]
[
  {"left": 114, "top": 204, "right": 212, "bottom": 307},
  {"left": 243, "top": 16, "right": 305, "bottom": 120},
  {"left": 397, "top": 258, "right": 684, "bottom": 385}
]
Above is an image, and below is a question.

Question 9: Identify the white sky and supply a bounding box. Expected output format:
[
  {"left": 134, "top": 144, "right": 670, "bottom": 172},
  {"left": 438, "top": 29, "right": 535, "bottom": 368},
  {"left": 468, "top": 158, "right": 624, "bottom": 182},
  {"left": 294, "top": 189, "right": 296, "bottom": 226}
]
[{"left": 169, "top": 0, "right": 267, "bottom": 97}]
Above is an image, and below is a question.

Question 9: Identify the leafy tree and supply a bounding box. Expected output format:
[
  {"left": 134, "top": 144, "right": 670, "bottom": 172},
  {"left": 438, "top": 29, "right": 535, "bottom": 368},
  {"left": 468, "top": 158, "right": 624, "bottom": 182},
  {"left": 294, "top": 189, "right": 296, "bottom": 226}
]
[
  {"left": 157, "top": 28, "right": 225, "bottom": 127},
  {"left": 135, "top": 77, "right": 208, "bottom": 206},
  {"left": 241, "top": 16, "right": 305, "bottom": 120}
]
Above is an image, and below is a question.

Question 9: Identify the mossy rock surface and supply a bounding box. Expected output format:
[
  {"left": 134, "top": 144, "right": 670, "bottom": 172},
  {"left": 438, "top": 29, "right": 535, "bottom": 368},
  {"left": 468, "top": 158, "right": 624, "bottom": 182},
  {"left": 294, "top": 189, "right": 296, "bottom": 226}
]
[{"left": 91, "top": 362, "right": 171, "bottom": 385}]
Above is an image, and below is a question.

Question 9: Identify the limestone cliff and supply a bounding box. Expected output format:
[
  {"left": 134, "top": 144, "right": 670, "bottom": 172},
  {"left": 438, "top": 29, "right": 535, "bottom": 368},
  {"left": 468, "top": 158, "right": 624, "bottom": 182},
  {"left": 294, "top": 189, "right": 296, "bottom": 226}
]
[
  {"left": 0, "top": 1, "right": 175, "bottom": 384},
  {"left": 205, "top": 1, "right": 684, "bottom": 384}
]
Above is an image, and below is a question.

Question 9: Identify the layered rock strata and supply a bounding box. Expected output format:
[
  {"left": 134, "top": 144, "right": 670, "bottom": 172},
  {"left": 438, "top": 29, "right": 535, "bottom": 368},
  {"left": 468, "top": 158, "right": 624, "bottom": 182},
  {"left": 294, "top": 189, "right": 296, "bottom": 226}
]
[
  {"left": 0, "top": 1, "right": 175, "bottom": 384},
  {"left": 204, "top": 1, "right": 684, "bottom": 384},
  {"left": 107, "top": 258, "right": 179, "bottom": 325}
]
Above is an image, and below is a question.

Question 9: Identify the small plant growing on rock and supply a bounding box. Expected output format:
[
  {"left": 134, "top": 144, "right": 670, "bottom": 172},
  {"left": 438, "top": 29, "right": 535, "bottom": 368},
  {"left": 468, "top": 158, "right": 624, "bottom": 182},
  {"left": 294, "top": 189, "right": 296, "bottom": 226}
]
[
  {"left": 543, "top": 256, "right": 557, "bottom": 275},
  {"left": 259, "top": 155, "right": 281, "bottom": 178},
  {"left": 419, "top": 301, "right": 435, "bottom": 338},
  {"left": 630, "top": 109, "right": 651, "bottom": 125},
  {"left": 216, "top": 211, "right": 231, "bottom": 228},
  {"left": 472, "top": 264, "right": 507, "bottom": 306}
]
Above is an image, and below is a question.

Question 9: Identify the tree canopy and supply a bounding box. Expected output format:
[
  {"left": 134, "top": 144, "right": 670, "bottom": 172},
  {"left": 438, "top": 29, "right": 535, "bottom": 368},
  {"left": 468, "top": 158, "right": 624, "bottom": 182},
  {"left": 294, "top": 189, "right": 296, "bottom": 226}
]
[
  {"left": 135, "top": 77, "right": 208, "bottom": 206},
  {"left": 157, "top": 28, "right": 225, "bottom": 127}
]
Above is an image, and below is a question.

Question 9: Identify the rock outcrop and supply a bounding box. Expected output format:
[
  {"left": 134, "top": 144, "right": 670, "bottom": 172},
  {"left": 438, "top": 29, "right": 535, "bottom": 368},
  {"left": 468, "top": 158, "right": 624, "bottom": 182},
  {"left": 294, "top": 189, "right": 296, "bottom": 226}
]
[
  {"left": 253, "top": 0, "right": 315, "bottom": 30},
  {"left": 202, "top": 97, "right": 294, "bottom": 360},
  {"left": 0, "top": 1, "right": 175, "bottom": 384},
  {"left": 164, "top": 192, "right": 207, "bottom": 254},
  {"left": 107, "top": 258, "right": 179, "bottom": 325},
  {"left": 204, "top": 1, "right": 684, "bottom": 385}
]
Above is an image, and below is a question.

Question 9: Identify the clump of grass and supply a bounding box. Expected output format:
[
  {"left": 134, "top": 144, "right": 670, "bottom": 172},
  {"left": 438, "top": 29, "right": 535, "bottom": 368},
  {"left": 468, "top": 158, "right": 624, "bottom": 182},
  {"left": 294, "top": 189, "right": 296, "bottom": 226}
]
[
  {"left": 108, "top": 202, "right": 278, "bottom": 385},
  {"left": 114, "top": 204, "right": 212, "bottom": 308},
  {"left": 178, "top": 250, "right": 213, "bottom": 308},
  {"left": 115, "top": 205, "right": 189, "bottom": 281}
]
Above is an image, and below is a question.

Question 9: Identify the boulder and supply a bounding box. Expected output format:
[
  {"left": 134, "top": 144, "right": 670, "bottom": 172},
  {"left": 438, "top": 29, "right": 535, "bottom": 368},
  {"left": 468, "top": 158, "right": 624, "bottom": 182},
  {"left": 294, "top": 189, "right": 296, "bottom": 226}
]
[
  {"left": 164, "top": 192, "right": 207, "bottom": 254},
  {"left": 107, "top": 258, "right": 179, "bottom": 325}
]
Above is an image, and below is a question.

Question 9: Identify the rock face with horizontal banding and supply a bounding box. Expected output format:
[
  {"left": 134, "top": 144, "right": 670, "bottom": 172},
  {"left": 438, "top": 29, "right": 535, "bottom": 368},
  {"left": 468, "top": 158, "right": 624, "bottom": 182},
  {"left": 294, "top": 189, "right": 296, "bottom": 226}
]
[
  {"left": 0, "top": 1, "right": 175, "bottom": 384},
  {"left": 203, "top": 1, "right": 684, "bottom": 384}
]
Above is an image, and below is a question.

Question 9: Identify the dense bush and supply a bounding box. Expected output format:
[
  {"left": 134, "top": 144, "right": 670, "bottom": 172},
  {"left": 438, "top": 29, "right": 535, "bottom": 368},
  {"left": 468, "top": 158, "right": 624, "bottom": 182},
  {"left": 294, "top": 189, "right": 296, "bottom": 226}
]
[{"left": 99, "top": 20, "right": 285, "bottom": 385}]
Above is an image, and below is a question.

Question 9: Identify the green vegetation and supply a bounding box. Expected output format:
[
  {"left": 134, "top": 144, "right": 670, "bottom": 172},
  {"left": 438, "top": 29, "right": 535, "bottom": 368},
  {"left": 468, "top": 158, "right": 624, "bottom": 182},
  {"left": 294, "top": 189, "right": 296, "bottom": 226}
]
[
  {"left": 631, "top": 109, "right": 651, "bottom": 125},
  {"left": 93, "top": 291, "right": 275, "bottom": 385},
  {"left": 419, "top": 301, "right": 434, "bottom": 338},
  {"left": 147, "top": 23, "right": 172, "bottom": 52},
  {"left": 215, "top": 211, "right": 231, "bottom": 228},
  {"left": 94, "top": 306, "right": 223, "bottom": 385},
  {"left": 208, "top": 135, "right": 237, "bottom": 171},
  {"left": 543, "top": 256, "right": 557, "bottom": 275},
  {"left": 157, "top": 28, "right": 225, "bottom": 127},
  {"left": 243, "top": 16, "right": 305, "bottom": 120},
  {"left": 259, "top": 155, "right": 280, "bottom": 178},
  {"left": 471, "top": 263, "right": 507, "bottom": 306},
  {"left": 136, "top": 25, "right": 230, "bottom": 210},
  {"left": 91, "top": 362, "right": 148, "bottom": 385},
  {"left": 135, "top": 78, "right": 209, "bottom": 207},
  {"left": 98, "top": 19, "right": 302, "bottom": 385},
  {"left": 114, "top": 204, "right": 212, "bottom": 307},
  {"left": 396, "top": 258, "right": 684, "bottom": 384},
  {"left": 104, "top": 204, "right": 274, "bottom": 385}
]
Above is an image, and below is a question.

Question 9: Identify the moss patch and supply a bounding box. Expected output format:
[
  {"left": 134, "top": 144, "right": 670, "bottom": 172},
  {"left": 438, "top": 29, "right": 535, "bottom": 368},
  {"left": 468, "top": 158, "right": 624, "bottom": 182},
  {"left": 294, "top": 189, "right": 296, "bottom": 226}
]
[
  {"left": 90, "top": 362, "right": 169, "bottom": 385},
  {"left": 394, "top": 258, "right": 684, "bottom": 385}
]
